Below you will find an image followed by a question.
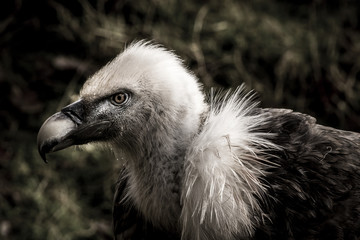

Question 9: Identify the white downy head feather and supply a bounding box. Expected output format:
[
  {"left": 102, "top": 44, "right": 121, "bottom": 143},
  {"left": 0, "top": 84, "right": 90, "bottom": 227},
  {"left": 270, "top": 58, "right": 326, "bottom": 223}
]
[
  {"left": 81, "top": 41, "right": 207, "bottom": 146},
  {"left": 181, "top": 86, "right": 280, "bottom": 240}
]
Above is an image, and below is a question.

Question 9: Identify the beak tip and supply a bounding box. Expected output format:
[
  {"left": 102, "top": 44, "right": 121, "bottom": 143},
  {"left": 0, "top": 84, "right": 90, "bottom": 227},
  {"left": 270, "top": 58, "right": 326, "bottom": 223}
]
[
  {"left": 41, "top": 153, "right": 48, "bottom": 164},
  {"left": 37, "top": 111, "right": 77, "bottom": 163},
  {"left": 38, "top": 145, "right": 48, "bottom": 163}
]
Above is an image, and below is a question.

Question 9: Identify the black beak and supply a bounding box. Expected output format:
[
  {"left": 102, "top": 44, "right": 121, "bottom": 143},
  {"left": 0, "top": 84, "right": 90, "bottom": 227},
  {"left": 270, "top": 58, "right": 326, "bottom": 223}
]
[{"left": 37, "top": 99, "right": 112, "bottom": 163}]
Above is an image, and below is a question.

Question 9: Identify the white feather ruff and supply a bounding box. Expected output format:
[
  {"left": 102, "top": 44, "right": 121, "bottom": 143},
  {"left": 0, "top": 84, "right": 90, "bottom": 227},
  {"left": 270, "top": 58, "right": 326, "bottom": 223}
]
[{"left": 181, "top": 86, "right": 280, "bottom": 240}]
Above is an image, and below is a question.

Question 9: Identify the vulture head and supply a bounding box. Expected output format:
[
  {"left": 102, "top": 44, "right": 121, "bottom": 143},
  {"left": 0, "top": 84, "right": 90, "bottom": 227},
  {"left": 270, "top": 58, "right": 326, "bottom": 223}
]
[
  {"left": 37, "top": 41, "right": 360, "bottom": 240},
  {"left": 38, "top": 42, "right": 206, "bottom": 161}
]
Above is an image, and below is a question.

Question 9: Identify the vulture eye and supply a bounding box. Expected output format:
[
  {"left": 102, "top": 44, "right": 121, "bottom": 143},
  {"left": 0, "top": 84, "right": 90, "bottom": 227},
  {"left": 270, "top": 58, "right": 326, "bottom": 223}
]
[{"left": 111, "top": 92, "right": 129, "bottom": 106}]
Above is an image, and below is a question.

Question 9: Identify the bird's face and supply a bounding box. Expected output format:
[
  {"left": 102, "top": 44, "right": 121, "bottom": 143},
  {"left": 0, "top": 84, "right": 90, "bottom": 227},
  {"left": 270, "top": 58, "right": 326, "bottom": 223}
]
[{"left": 37, "top": 42, "right": 206, "bottom": 162}]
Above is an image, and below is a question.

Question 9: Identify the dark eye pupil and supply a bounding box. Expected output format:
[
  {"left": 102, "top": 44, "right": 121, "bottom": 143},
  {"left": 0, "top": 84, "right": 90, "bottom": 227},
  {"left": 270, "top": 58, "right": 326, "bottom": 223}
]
[{"left": 116, "top": 95, "right": 123, "bottom": 102}]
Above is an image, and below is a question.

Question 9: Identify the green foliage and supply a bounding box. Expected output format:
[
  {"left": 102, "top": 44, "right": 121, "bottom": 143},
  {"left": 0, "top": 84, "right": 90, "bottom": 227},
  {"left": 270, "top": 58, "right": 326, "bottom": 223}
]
[{"left": 1, "top": 0, "right": 359, "bottom": 239}]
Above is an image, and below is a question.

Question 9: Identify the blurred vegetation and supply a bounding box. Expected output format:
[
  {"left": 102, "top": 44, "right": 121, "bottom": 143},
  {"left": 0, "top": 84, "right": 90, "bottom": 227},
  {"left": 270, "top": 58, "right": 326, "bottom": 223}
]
[{"left": 1, "top": 0, "right": 359, "bottom": 239}]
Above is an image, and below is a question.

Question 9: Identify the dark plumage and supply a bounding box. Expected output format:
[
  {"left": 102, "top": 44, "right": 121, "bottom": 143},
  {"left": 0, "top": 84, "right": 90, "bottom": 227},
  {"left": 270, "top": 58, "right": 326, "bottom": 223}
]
[
  {"left": 253, "top": 109, "right": 360, "bottom": 239},
  {"left": 37, "top": 42, "right": 360, "bottom": 240}
]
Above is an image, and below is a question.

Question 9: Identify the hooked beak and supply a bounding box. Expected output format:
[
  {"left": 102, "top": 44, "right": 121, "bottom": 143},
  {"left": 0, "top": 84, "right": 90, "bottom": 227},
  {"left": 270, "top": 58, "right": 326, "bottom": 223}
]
[{"left": 37, "top": 100, "right": 112, "bottom": 163}]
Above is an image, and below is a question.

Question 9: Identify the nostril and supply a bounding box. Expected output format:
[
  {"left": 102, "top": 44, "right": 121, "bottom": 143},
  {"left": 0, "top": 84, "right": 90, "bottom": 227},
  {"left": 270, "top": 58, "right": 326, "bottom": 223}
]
[
  {"left": 62, "top": 110, "right": 83, "bottom": 125},
  {"left": 61, "top": 99, "right": 84, "bottom": 125}
]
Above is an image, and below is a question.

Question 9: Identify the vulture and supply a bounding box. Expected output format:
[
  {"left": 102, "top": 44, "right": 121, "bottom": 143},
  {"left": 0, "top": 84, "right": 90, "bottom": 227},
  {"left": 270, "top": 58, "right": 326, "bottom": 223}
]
[{"left": 37, "top": 41, "right": 360, "bottom": 240}]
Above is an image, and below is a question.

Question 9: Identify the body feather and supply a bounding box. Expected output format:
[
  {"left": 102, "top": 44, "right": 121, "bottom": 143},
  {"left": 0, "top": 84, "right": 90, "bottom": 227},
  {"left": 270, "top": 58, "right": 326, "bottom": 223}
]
[{"left": 37, "top": 42, "right": 360, "bottom": 240}]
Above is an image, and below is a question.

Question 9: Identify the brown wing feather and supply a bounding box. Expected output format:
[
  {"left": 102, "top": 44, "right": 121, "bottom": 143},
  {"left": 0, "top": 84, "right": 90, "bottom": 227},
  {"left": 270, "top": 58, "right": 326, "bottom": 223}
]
[{"left": 254, "top": 108, "right": 360, "bottom": 239}]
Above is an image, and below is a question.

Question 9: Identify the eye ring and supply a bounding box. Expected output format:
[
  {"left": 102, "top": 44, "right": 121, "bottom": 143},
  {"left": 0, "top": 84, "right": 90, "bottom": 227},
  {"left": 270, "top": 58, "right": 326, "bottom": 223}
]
[{"left": 111, "top": 92, "right": 129, "bottom": 105}]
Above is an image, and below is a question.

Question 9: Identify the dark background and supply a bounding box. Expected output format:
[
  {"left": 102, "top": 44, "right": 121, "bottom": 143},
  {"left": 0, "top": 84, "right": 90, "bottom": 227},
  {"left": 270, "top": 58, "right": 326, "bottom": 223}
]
[{"left": 1, "top": 0, "right": 360, "bottom": 239}]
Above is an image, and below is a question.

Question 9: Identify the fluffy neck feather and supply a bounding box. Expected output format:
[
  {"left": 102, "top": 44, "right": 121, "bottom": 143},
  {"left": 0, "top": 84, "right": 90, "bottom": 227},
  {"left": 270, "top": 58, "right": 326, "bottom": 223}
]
[{"left": 181, "top": 86, "right": 280, "bottom": 240}]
